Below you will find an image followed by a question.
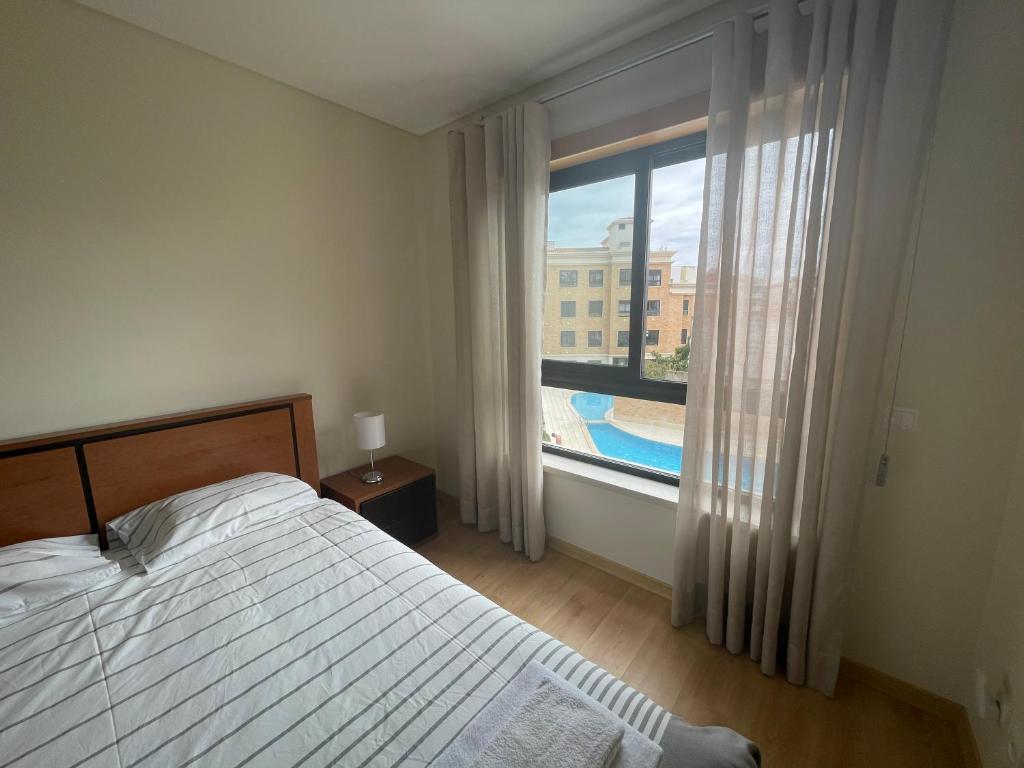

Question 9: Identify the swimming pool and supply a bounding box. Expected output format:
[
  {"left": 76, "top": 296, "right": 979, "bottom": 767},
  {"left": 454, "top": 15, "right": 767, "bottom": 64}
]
[
  {"left": 570, "top": 392, "right": 682, "bottom": 474},
  {"left": 569, "top": 391, "right": 759, "bottom": 487}
]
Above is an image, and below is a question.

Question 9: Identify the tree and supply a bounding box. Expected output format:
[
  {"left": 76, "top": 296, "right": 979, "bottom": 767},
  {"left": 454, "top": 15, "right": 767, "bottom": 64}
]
[{"left": 645, "top": 344, "right": 690, "bottom": 379}]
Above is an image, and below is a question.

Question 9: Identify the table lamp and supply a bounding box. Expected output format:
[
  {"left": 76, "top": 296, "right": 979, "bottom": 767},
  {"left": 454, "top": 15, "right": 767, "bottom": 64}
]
[{"left": 353, "top": 411, "right": 385, "bottom": 483}]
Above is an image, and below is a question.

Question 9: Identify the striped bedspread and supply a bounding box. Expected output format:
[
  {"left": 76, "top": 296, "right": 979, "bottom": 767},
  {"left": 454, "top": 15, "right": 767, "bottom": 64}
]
[{"left": 0, "top": 500, "right": 676, "bottom": 767}]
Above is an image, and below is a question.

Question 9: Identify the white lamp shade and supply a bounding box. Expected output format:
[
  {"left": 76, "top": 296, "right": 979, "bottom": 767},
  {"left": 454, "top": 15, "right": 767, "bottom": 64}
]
[{"left": 353, "top": 411, "right": 386, "bottom": 450}]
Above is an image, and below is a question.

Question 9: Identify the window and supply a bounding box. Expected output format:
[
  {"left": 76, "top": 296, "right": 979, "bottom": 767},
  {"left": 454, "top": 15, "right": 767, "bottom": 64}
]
[
  {"left": 683, "top": 299, "right": 690, "bottom": 315},
  {"left": 680, "top": 328, "right": 688, "bottom": 345},
  {"left": 542, "top": 133, "right": 706, "bottom": 481},
  {"left": 560, "top": 300, "right": 576, "bottom": 318}
]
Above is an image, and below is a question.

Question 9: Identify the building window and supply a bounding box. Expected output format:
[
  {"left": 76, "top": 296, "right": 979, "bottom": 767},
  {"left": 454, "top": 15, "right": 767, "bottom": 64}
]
[
  {"left": 560, "top": 300, "right": 576, "bottom": 318},
  {"left": 541, "top": 133, "right": 706, "bottom": 482},
  {"left": 683, "top": 299, "right": 690, "bottom": 315},
  {"left": 680, "top": 328, "right": 688, "bottom": 345}
]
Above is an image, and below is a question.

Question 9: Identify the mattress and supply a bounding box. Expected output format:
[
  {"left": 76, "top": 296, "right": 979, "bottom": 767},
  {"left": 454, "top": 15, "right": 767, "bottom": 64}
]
[{"left": 0, "top": 499, "right": 758, "bottom": 767}]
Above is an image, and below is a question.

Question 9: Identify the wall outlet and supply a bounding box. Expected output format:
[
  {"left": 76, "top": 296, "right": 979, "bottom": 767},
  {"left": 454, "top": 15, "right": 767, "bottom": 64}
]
[{"left": 890, "top": 406, "right": 919, "bottom": 432}]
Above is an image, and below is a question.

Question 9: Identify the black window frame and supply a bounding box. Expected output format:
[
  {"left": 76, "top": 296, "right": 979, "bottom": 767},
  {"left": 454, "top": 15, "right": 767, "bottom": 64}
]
[
  {"left": 542, "top": 132, "right": 706, "bottom": 484},
  {"left": 616, "top": 330, "right": 629, "bottom": 347},
  {"left": 617, "top": 300, "right": 630, "bottom": 316},
  {"left": 646, "top": 299, "right": 661, "bottom": 316},
  {"left": 560, "top": 300, "right": 576, "bottom": 318},
  {"left": 619, "top": 268, "right": 632, "bottom": 286},
  {"left": 647, "top": 269, "right": 662, "bottom": 287},
  {"left": 543, "top": 133, "right": 704, "bottom": 405},
  {"left": 645, "top": 329, "right": 660, "bottom": 345}
]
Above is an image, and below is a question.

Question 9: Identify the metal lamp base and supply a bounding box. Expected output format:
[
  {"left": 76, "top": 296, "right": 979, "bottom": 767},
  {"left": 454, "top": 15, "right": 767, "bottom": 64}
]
[{"left": 361, "top": 470, "right": 384, "bottom": 484}]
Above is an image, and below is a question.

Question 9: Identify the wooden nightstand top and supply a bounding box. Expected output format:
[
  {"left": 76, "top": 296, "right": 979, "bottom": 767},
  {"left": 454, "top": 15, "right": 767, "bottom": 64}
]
[{"left": 320, "top": 455, "right": 434, "bottom": 511}]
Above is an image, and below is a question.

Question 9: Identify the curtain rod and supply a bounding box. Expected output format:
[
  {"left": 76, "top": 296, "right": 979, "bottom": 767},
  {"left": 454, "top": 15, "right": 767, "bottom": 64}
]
[{"left": 466, "top": 2, "right": 770, "bottom": 127}]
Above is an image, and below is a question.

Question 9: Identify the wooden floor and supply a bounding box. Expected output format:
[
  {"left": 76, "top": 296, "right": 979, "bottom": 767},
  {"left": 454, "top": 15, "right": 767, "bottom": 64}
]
[{"left": 417, "top": 504, "right": 965, "bottom": 768}]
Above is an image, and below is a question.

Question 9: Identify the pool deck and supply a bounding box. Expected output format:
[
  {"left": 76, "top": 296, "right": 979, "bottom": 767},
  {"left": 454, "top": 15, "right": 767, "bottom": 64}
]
[
  {"left": 541, "top": 387, "right": 596, "bottom": 454},
  {"left": 607, "top": 415, "right": 685, "bottom": 447}
]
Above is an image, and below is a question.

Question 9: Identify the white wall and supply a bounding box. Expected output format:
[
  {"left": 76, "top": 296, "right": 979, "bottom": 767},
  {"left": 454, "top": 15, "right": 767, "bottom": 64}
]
[
  {"left": 842, "top": 0, "right": 1024, "bottom": 706},
  {"left": 0, "top": 0, "right": 437, "bottom": 477}
]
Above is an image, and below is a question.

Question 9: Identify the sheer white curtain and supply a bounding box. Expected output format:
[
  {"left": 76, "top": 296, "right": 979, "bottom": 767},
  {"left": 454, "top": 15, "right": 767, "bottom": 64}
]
[
  {"left": 447, "top": 103, "right": 549, "bottom": 561},
  {"left": 673, "top": 0, "right": 950, "bottom": 693}
]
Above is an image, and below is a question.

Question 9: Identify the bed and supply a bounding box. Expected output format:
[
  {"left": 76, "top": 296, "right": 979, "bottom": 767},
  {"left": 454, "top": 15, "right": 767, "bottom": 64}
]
[{"left": 0, "top": 394, "right": 759, "bottom": 767}]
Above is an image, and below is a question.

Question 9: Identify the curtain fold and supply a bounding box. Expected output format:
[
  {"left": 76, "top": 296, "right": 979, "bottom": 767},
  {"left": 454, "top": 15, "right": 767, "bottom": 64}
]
[
  {"left": 447, "top": 103, "right": 549, "bottom": 561},
  {"left": 672, "top": 0, "right": 951, "bottom": 693}
]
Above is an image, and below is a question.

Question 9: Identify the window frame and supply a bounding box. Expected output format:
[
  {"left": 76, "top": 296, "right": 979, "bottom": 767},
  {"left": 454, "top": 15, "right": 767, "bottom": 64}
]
[
  {"left": 560, "top": 300, "right": 576, "bottom": 318},
  {"left": 588, "top": 299, "right": 603, "bottom": 318},
  {"left": 542, "top": 132, "right": 706, "bottom": 407}
]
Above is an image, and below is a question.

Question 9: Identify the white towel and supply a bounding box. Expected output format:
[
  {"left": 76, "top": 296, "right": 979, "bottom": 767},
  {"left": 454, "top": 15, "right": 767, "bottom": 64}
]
[
  {"left": 471, "top": 676, "right": 624, "bottom": 768},
  {"left": 432, "top": 661, "right": 663, "bottom": 768}
]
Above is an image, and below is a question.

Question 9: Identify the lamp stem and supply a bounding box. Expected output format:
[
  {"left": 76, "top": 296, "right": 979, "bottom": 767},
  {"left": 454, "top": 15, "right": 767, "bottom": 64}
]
[{"left": 369, "top": 448, "right": 375, "bottom": 473}]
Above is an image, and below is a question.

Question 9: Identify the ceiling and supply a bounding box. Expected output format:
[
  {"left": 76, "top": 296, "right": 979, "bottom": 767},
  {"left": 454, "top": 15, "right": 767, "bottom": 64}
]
[{"left": 76, "top": 0, "right": 708, "bottom": 136}]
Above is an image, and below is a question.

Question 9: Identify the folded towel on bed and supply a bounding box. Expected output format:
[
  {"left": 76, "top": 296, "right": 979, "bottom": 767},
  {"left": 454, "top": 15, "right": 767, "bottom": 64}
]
[
  {"left": 432, "top": 661, "right": 663, "bottom": 768},
  {"left": 471, "top": 676, "right": 624, "bottom": 768}
]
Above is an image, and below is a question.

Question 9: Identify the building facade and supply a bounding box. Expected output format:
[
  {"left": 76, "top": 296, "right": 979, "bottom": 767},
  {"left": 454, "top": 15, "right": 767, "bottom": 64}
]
[{"left": 542, "top": 218, "right": 695, "bottom": 365}]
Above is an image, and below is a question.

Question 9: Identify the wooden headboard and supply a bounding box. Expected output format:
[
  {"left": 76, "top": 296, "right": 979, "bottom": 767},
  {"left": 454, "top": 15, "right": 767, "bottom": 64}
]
[{"left": 0, "top": 394, "right": 319, "bottom": 548}]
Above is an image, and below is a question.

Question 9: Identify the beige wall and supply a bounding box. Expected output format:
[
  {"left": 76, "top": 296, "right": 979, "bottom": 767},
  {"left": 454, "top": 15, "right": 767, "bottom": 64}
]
[
  {"left": 971, "top": 415, "right": 1024, "bottom": 766},
  {"left": 0, "top": 0, "right": 437, "bottom": 477},
  {"left": 842, "top": 0, "right": 1024, "bottom": 707}
]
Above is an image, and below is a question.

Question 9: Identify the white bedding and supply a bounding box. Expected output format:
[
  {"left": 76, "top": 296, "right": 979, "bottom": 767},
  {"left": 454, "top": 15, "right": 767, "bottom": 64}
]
[{"left": 0, "top": 499, "right": 680, "bottom": 768}]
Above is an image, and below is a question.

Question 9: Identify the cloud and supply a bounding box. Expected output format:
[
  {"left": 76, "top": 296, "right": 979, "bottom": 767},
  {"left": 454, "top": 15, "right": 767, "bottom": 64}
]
[{"left": 548, "top": 158, "right": 705, "bottom": 267}]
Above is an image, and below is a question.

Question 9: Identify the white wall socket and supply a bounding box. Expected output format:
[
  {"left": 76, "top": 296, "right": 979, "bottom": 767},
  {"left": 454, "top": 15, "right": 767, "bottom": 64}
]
[{"left": 890, "top": 407, "right": 919, "bottom": 432}]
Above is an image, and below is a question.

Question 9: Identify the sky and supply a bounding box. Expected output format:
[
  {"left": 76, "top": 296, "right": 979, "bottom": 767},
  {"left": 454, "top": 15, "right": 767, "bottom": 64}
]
[{"left": 547, "top": 157, "right": 705, "bottom": 266}]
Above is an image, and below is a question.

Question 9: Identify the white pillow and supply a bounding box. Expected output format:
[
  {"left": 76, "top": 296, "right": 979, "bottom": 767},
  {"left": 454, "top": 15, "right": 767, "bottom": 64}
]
[
  {"left": 109, "top": 472, "right": 318, "bottom": 572},
  {"left": 0, "top": 534, "right": 121, "bottom": 619}
]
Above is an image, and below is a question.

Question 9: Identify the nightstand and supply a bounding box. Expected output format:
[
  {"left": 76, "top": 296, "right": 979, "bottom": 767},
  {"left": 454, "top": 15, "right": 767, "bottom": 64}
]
[{"left": 320, "top": 456, "right": 437, "bottom": 547}]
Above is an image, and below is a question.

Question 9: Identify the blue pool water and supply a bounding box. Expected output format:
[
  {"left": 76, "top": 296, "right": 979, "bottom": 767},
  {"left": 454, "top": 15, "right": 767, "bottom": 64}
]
[
  {"left": 569, "top": 391, "right": 760, "bottom": 487},
  {"left": 570, "top": 392, "right": 682, "bottom": 474}
]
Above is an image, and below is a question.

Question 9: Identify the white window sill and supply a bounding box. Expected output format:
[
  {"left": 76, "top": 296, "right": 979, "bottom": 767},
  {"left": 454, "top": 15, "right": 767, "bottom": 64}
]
[{"left": 541, "top": 452, "right": 678, "bottom": 510}]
